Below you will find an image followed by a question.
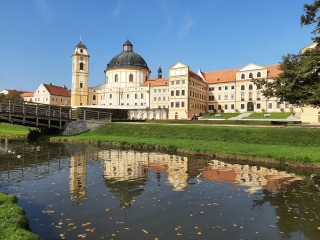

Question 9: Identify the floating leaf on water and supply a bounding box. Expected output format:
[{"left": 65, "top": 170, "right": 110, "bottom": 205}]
[
  {"left": 42, "top": 210, "right": 54, "bottom": 214},
  {"left": 197, "top": 232, "right": 202, "bottom": 235},
  {"left": 142, "top": 229, "right": 148, "bottom": 234},
  {"left": 82, "top": 222, "right": 91, "bottom": 227},
  {"left": 78, "top": 234, "right": 86, "bottom": 238}
]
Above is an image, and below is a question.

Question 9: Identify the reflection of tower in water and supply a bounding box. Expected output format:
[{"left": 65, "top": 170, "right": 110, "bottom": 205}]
[{"left": 69, "top": 155, "right": 87, "bottom": 201}]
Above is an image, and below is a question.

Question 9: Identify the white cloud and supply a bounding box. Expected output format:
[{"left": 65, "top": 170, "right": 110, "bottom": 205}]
[
  {"left": 35, "top": 0, "right": 50, "bottom": 20},
  {"left": 179, "top": 13, "right": 195, "bottom": 37},
  {"left": 111, "top": 1, "right": 123, "bottom": 18}
]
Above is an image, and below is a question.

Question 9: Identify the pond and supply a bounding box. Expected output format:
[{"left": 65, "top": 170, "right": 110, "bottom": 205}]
[{"left": 0, "top": 139, "right": 320, "bottom": 240}]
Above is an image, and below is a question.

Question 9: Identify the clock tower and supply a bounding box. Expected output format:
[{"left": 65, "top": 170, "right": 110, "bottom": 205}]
[{"left": 71, "top": 40, "right": 90, "bottom": 106}]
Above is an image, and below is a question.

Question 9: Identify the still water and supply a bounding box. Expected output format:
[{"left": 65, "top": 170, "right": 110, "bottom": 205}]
[{"left": 0, "top": 139, "right": 320, "bottom": 240}]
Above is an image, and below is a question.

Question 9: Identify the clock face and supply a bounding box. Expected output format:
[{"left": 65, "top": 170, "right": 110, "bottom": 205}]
[{"left": 80, "top": 57, "right": 84, "bottom": 61}]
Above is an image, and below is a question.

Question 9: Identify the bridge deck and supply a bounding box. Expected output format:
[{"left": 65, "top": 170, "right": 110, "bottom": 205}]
[{"left": 0, "top": 101, "right": 112, "bottom": 130}]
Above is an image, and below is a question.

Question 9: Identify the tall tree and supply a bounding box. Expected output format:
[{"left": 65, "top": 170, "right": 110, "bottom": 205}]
[
  {"left": 301, "top": 0, "right": 320, "bottom": 41},
  {"left": 5, "top": 90, "right": 23, "bottom": 103}
]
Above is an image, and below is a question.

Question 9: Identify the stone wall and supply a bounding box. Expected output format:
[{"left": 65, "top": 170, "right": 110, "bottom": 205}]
[{"left": 62, "top": 120, "right": 108, "bottom": 136}]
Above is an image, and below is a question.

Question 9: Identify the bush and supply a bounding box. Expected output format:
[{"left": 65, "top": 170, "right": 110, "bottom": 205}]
[
  {"left": 280, "top": 108, "right": 285, "bottom": 113},
  {"left": 235, "top": 109, "right": 240, "bottom": 113},
  {"left": 27, "top": 129, "right": 41, "bottom": 141},
  {"left": 262, "top": 109, "right": 266, "bottom": 113}
]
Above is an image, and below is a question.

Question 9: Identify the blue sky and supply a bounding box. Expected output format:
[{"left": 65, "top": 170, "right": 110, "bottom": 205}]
[{"left": 0, "top": 0, "right": 315, "bottom": 91}]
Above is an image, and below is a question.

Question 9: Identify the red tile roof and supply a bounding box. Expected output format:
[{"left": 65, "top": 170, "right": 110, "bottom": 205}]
[
  {"left": 203, "top": 69, "right": 238, "bottom": 84},
  {"left": 21, "top": 92, "right": 34, "bottom": 97},
  {"left": 2, "top": 89, "right": 33, "bottom": 95},
  {"left": 43, "top": 84, "right": 71, "bottom": 97},
  {"left": 267, "top": 64, "right": 282, "bottom": 78},
  {"left": 141, "top": 78, "right": 168, "bottom": 87}
]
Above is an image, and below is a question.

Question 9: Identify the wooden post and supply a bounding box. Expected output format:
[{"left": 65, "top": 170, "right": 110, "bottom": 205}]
[
  {"left": 36, "top": 104, "right": 39, "bottom": 127},
  {"left": 8, "top": 100, "right": 11, "bottom": 122},
  {"left": 23, "top": 102, "right": 26, "bottom": 125},
  {"left": 48, "top": 105, "right": 51, "bottom": 128},
  {"left": 59, "top": 107, "right": 62, "bottom": 129}
]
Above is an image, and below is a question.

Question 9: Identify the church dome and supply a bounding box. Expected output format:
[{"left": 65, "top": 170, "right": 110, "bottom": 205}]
[{"left": 106, "top": 40, "right": 149, "bottom": 70}]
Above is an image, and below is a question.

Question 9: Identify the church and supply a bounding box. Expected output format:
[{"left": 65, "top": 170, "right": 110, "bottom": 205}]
[{"left": 71, "top": 39, "right": 299, "bottom": 120}]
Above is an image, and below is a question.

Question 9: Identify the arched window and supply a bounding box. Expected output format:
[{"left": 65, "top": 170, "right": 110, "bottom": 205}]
[
  {"left": 249, "top": 84, "right": 253, "bottom": 90},
  {"left": 115, "top": 74, "right": 118, "bottom": 82},
  {"left": 80, "top": 49, "right": 83, "bottom": 53},
  {"left": 257, "top": 72, "right": 261, "bottom": 78},
  {"left": 249, "top": 73, "right": 253, "bottom": 78},
  {"left": 129, "top": 74, "right": 133, "bottom": 82},
  {"left": 241, "top": 85, "right": 245, "bottom": 91},
  {"left": 80, "top": 62, "right": 84, "bottom": 70},
  {"left": 241, "top": 73, "right": 245, "bottom": 79}
]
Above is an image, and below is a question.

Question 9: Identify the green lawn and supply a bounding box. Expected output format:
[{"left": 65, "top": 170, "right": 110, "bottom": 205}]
[
  {"left": 0, "top": 192, "right": 39, "bottom": 240},
  {"left": 53, "top": 123, "right": 320, "bottom": 164},
  {"left": 244, "top": 112, "right": 291, "bottom": 119},
  {"left": 201, "top": 113, "right": 240, "bottom": 119},
  {"left": 0, "top": 123, "right": 31, "bottom": 136}
]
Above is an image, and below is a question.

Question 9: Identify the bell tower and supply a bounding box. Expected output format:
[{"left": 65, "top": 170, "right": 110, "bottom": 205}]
[{"left": 71, "top": 39, "right": 90, "bottom": 106}]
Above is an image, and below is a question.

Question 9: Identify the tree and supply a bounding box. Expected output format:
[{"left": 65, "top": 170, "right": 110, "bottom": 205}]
[
  {"left": 301, "top": 0, "right": 320, "bottom": 42},
  {"left": 255, "top": 0, "right": 320, "bottom": 107},
  {"left": 4, "top": 90, "right": 23, "bottom": 103}
]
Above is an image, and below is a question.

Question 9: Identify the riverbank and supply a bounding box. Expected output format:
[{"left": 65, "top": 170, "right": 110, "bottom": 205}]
[
  {"left": 50, "top": 122, "right": 320, "bottom": 167},
  {"left": 0, "top": 192, "right": 39, "bottom": 240}
]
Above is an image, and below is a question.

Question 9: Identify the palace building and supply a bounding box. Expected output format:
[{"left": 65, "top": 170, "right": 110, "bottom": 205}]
[{"left": 71, "top": 39, "right": 299, "bottom": 120}]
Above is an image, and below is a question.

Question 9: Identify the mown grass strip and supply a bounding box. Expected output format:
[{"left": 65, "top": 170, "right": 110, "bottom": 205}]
[
  {"left": 0, "top": 123, "right": 31, "bottom": 136},
  {"left": 56, "top": 123, "right": 320, "bottom": 163},
  {"left": 244, "top": 112, "right": 291, "bottom": 119},
  {"left": 0, "top": 192, "right": 39, "bottom": 240}
]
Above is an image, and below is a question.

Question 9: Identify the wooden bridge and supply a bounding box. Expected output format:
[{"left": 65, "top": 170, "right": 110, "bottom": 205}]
[{"left": 0, "top": 101, "right": 112, "bottom": 131}]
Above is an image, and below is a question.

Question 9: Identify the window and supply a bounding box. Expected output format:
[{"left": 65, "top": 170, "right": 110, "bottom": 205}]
[
  {"left": 80, "top": 83, "right": 83, "bottom": 88},
  {"left": 257, "top": 72, "right": 262, "bottom": 78},
  {"left": 218, "top": 95, "right": 221, "bottom": 101},
  {"left": 158, "top": 97, "right": 161, "bottom": 101},
  {"left": 249, "top": 92, "right": 253, "bottom": 101},
  {"left": 209, "top": 96, "right": 214, "bottom": 101},
  {"left": 129, "top": 74, "right": 133, "bottom": 82},
  {"left": 257, "top": 103, "right": 261, "bottom": 109},
  {"left": 218, "top": 87, "right": 222, "bottom": 90},
  {"left": 218, "top": 105, "right": 222, "bottom": 110},
  {"left": 176, "top": 90, "right": 180, "bottom": 96},
  {"left": 241, "top": 85, "right": 245, "bottom": 91},
  {"left": 80, "top": 49, "right": 83, "bottom": 53},
  {"left": 80, "top": 62, "right": 84, "bottom": 70},
  {"left": 93, "top": 95, "right": 96, "bottom": 101},
  {"left": 249, "top": 84, "right": 253, "bottom": 90},
  {"left": 175, "top": 102, "right": 180, "bottom": 108},
  {"left": 182, "top": 80, "right": 185, "bottom": 85},
  {"left": 176, "top": 80, "right": 180, "bottom": 85},
  {"left": 209, "top": 105, "right": 214, "bottom": 110},
  {"left": 231, "top": 93, "right": 235, "bottom": 100},
  {"left": 154, "top": 97, "right": 157, "bottom": 102},
  {"left": 224, "top": 93, "right": 228, "bottom": 100},
  {"left": 135, "top": 93, "right": 137, "bottom": 99},
  {"left": 225, "top": 86, "right": 228, "bottom": 90},
  {"left": 241, "top": 104, "right": 245, "bottom": 110},
  {"left": 182, "top": 90, "right": 185, "bottom": 96},
  {"left": 241, "top": 73, "right": 245, "bottom": 79},
  {"left": 257, "top": 84, "right": 261, "bottom": 90},
  {"left": 231, "top": 86, "right": 234, "bottom": 90},
  {"left": 171, "top": 81, "right": 174, "bottom": 85},
  {"left": 249, "top": 73, "right": 253, "bottom": 78},
  {"left": 181, "top": 101, "right": 185, "bottom": 107},
  {"left": 171, "top": 102, "right": 174, "bottom": 107},
  {"left": 231, "top": 104, "right": 234, "bottom": 110},
  {"left": 163, "top": 96, "right": 166, "bottom": 101},
  {"left": 225, "top": 104, "right": 228, "bottom": 110},
  {"left": 268, "top": 103, "right": 273, "bottom": 109},
  {"left": 115, "top": 74, "right": 118, "bottom": 82},
  {"left": 241, "top": 92, "right": 245, "bottom": 101},
  {"left": 127, "top": 94, "right": 130, "bottom": 99},
  {"left": 141, "top": 93, "right": 144, "bottom": 99},
  {"left": 277, "top": 102, "right": 281, "bottom": 109},
  {"left": 257, "top": 91, "right": 261, "bottom": 100},
  {"left": 171, "top": 91, "right": 174, "bottom": 96}
]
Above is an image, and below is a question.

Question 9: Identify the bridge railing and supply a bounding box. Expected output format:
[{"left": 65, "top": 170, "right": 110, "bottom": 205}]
[{"left": 71, "top": 108, "right": 112, "bottom": 122}]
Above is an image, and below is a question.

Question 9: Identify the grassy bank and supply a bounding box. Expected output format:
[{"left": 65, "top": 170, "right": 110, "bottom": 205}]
[
  {"left": 0, "top": 122, "right": 30, "bottom": 137},
  {"left": 53, "top": 123, "right": 320, "bottom": 165},
  {"left": 0, "top": 192, "right": 39, "bottom": 240}
]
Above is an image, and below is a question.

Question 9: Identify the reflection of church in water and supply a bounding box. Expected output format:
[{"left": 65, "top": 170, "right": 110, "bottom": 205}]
[{"left": 68, "top": 149, "right": 302, "bottom": 206}]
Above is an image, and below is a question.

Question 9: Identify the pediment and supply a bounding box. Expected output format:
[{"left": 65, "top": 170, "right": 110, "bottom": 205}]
[
  {"left": 170, "top": 62, "right": 187, "bottom": 69},
  {"left": 239, "top": 63, "right": 264, "bottom": 72}
]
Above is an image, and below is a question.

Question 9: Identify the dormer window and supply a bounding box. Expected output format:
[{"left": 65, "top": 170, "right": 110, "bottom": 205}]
[
  {"left": 80, "top": 49, "right": 83, "bottom": 53},
  {"left": 241, "top": 73, "right": 245, "bottom": 79}
]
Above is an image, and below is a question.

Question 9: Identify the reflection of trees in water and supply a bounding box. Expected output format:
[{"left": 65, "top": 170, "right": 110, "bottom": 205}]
[
  {"left": 104, "top": 174, "right": 148, "bottom": 208},
  {"left": 253, "top": 176, "right": 320, "bottom": 240}
]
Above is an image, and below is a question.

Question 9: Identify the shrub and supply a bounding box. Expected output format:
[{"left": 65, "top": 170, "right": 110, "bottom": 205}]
[
  {"left": 262, "top": 109, "right": 266, "bottom": 113},
  {"left": 235, "top": 109, "right": 240, "bottom": 113},
  {"left": 280, "top": 108, "right": 285, "bottom": 113}
]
